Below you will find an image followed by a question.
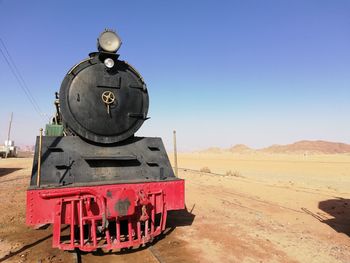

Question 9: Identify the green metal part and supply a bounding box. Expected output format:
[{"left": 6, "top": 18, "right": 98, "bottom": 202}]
[{"left": 45, "top": 124, "right": 64, "bottom": 136}]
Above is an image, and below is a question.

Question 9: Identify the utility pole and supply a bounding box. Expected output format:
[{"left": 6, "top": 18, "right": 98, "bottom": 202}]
[
  {"left": 173, "top": 130, "right": 178, "bottom": 177},
  {"left": 5, "top": 112, "right": 13, "bottom": 158}
]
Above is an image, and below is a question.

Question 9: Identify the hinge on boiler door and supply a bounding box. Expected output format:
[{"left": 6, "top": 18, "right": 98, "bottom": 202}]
[{"left": 128, "top": 113, "right": 150, "bottom": 120}]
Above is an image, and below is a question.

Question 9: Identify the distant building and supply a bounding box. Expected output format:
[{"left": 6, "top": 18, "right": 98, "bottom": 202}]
[{"left": 0, "top": 140, "right": 17, "bottom": 158}]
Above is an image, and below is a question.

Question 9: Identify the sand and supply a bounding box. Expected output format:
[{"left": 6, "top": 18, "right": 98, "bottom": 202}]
[{"left": 0, "top": 152, "right": 349, "bottom": 262}]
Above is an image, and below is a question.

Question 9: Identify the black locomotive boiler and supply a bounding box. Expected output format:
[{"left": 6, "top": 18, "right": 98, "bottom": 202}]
[{"left": 26, "top": 30, "right": 185, "bottom": 251}]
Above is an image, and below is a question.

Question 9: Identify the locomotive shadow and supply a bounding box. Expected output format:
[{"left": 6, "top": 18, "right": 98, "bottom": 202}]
[
  {"left": 318, "top": 198, "right": 350, "bottom": 236},
  {"left": 166, "top": 204, "right": 196, "bottom": 228},
  {"left": 0, "top": 226, "right": 69, "bottom": 263},
  {"left": 87, "top": 205, "right": 196, "bottom": 256},
  {"left": 0, "top": 168, "right": 22, "bottom": 177},
  {"left": 0, "top": 233, "right": 53, "bottom": 262}
]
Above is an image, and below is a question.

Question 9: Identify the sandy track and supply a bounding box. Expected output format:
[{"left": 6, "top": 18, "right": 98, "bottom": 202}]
[{"left": 0, "top": 155, "right": 349, "bottom": 262}]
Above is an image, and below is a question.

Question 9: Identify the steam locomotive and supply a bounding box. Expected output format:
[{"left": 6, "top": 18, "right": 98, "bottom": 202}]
[{"left": 26, "top": 30, "right": 185, "bottom": 251}]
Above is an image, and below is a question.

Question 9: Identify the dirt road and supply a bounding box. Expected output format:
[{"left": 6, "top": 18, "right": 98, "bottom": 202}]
[{"left": 0, "top": 155, "right": 349, "bottom": 262}]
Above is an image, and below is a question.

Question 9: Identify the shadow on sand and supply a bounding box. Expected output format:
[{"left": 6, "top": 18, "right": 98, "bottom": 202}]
[
  {"left": 318, "top": 198, "right": 350, "bottom": 236},
  {"left": 0, "top": 226, "right": 70, "bottom": 262},
  {"left": 0, "top": 206, "right": 195, "bottom": 261},
  {"left": 0, "top": 168, "right": 22, "bottom": 177},
  {"left": 0, "top": 233, "right": 53, "bottom": 262}
]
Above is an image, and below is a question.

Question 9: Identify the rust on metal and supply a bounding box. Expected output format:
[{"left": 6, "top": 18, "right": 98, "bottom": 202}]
[{"left": 114, "top": 198, "right": 131, "bottom": 216}]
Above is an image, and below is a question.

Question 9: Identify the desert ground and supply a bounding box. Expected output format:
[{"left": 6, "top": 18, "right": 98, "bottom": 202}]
[{"left": 0, "top": 152, "right": 350, "bottom": 262}]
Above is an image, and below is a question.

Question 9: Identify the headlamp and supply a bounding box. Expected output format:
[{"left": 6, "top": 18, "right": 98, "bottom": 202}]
[{"left": 98, "top": 30, "right": 122, "bottom": 53}]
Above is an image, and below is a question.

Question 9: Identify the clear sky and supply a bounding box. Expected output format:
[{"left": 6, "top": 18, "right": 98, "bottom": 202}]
[{"left": 0, "top": 0, "right": 349, "bottom": 151}]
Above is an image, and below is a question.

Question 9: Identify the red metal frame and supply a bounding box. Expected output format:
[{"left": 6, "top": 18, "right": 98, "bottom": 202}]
[{"left": 26, "top": 180, "right": 184, "bottom": 251}]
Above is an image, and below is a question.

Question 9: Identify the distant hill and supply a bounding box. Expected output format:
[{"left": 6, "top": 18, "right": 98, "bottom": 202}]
[
  {"left": 199, "top": 147, "right": 225, "bottom": 154},
  {"left": 200, "top": 145, "right": 254, "bottom": 154},
  {"left": 198, "top": 140, "right": 350, "bottom": 154},
  {"left": 228, "top": 144, "right": 254, "bottom": 153},
  {"left": 260, "top": 140, "right": 350, "bottom": 154}
]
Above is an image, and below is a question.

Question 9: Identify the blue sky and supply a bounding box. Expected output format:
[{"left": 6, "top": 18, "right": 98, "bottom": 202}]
[{"left": 0, "top": 1, "right": 349, "bottom": 151}]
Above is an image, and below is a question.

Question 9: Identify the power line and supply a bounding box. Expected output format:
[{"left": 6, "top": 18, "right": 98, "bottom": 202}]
[
  {"left": 0, "top": 46, "right": 42, "bottom": 117},
  {"left": 0, "top": 38, "right": 42, "bottom": 113},
  {"left": 0, "top": 37, "right": 47, "bottom": 121}
]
